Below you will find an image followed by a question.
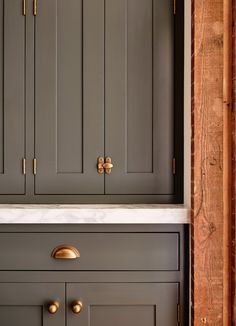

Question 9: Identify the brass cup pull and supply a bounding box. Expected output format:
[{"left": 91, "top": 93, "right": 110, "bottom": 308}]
[
  {"left": 48, "top": 301, "right": 59, "bottom": 314},
  {"left": 72, "top": 301, "right": 83, "bottom": 314},
  {"left": 51, "top": 245, "right": 80, "bottom": 260},
  {"left": 97, "top": 157, "right": 113, "bottom": 174}
]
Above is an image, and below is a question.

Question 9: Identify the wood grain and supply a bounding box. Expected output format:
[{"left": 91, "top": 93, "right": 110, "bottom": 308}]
[
  {"left": 192, "top": 0, "right": 224, "bottom": 324},
  {"left": 223, "top": 0, "right": 233, "bottom": 324},
  {"left": 232, "top": 0, "right": 236, "bottom": 324}
]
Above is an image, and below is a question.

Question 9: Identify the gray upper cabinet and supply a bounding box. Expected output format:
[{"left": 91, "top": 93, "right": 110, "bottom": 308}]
[
  {"left": 0, "top": 0, "right": 183, "bottom": 202},
  {"left": 105, "top": 0, "right": 174, "bottom": 195},
  {"left": 0, "top": 0, "right": 25, "bottom": 194},
  {"left": 35, "top": 0, "right": 104, "bottom": 194}
]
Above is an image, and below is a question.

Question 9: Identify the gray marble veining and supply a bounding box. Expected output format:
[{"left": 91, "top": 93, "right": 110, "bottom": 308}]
[{"left": 0, "top": 204, "right": 190, "bottom": 224}]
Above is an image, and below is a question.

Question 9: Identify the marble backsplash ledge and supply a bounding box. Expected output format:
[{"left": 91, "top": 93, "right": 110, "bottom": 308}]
[{"left": 0, "top": 204, "right": 190, "bottom": 224}]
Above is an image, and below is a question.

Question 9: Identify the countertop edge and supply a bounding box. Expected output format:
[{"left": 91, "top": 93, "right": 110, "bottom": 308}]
[{"left": 0, "top": 205, "right": 190, "bottom": 224}]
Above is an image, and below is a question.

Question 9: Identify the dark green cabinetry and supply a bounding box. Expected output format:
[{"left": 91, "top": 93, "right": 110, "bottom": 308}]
[
  {"left": 0, "top": 283, "right": 65, "bottom": 326},
  {"left": 0, "top": 224, "right": 189, "bottom": 325},
  {"left": 0, "top": 0, "right": 183, "bottom": 203},
  {"left": 105, "top": 0, "right": 175, "bottom": 196},
  {"left": 68, "top": 283, "right": 179, "bottom": 326},
  {"left": 0, "top": 232, "right": 179, "bottom": 270},
  {"left": 35, "top": 0, "right": 104, "bottom": 195},
  {"left": 0, "top": 282, "right": 178, "bottom": 326},
  {"left": 0, "top": 0, "right": 25, "bottom": 195}
]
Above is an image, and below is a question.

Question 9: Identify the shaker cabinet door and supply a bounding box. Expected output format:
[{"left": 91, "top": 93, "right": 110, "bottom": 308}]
[
  {"left": 0, "top": 0, "right": 25, "bottom": 194},
  {"left": 105, "top": 0, "right": 174, "bottom": 194},
  {"left": 0, "top": 0, "right": 181, "bottom": 201},
  {"left": 34, "top": 0, "right": 104, "bottom": 194},
  {"left": 0, "top": 283, "right": 65, "bottom": 326},
  {"left": 67, "top": 283, "right": 179, "bottom": 326}
]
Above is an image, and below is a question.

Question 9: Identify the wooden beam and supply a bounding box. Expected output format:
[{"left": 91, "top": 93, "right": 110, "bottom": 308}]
[
  {"left": 191, "top": 0, "right": 224, "bottom": 324},
  {"left": 192, "top": 0, "right": 234, "bottom": 324},
  {"left": 233, "top": 0, "right": 236, "bottom": 322},
  {"left": 223, "top": 0, "right": 233, "bottom": 324}
]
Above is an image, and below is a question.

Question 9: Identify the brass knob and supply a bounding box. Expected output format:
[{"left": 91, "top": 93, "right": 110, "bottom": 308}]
[
  {"left": 51, "top": 245, "right": 80, "bottom": 259},
  {"left": 72, "top": 301, "right": 83, "bottom": 314},
  {"left": 97, "top": 157, "right": 113, "bottom": 174},
  {"left": 48, "top": 301, "right": 59, "bottom": 314},
  {"left": 103, "top": 162, "right": 113, "bottom": 169}
]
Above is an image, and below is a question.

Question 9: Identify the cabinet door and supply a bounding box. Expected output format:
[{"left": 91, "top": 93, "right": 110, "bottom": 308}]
[
  {"left": 34, "top": 0, "right": 104, "bottom": 194},
  {"left": 68, "top": 283, "right": 179, "bottom": 326},
  {"left": 0, "top": 0, "right": 25, "bottom": 194},
  {"left": 105, "top": 0, "right": 174, "bottom": 194},
  {"left": 0, "top": 283, "right": 65, "bottom": 326}
]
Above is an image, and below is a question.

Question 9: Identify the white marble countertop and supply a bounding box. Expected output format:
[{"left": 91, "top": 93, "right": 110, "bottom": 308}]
[{"left": 0, "top": 204, "right": 190, "bottom": 224}]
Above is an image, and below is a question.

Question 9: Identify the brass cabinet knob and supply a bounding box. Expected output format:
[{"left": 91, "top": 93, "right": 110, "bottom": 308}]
[
  {"left": 103, "top": 162, "right": 113, "bottom": 169},
  {"left": 97, "top": 157, "right": 113, "bottom": 174},
  {"left": 51, "top": 245, "right": 80, "bottom": 259},
  {"left": 48, "top": 301, "right": 59, "bottom": 314},
  {"left": 72, "top": 301, "right": 83, "bottom": 314}
]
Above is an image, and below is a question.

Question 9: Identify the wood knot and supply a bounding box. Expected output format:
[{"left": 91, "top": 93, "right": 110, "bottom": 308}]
[
  {"left": 209, "top": 222, "right": 216, "bottom": 234},
  {"left": 209, "top": 157, "right": 217, "bottom": 166}
]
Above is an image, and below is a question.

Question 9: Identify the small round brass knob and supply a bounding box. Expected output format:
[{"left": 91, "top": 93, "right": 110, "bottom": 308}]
[
  {"left": 48, "top": 301, "right": 59, "bottom": 314},
  {"left": 72, "top": 300, "right": 83, "bottom": 314}
]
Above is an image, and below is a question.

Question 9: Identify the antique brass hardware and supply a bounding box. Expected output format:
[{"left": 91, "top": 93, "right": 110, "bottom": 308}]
[
  {"left": 97, "top": 157, "right": 114, "bottom": 174},
  {"left": 33, "top": 0, "right": 37, "bottom": 16},
  {"left": 22, "top": 158, "right": 26, "bottom": 175},
  {"left": 22, "top": 0, "right": 26, "bottom": 16},
  {"left": 33, "top": 158, "right": 37, "bottom": 175},
  {"left": 173, "top": 0, "right": 176, "bottom": 14},
  {"left": 97, "top": 157, "right": 104, "bottom": 174},
  {"left": 71, "top": 301, "right": 83, "bottom": 314},
  {"left": 51, "top": 245, "right": 80, "bottom": 259},
  {"left": 48, "top": 301, "right": 59, "bottom": 314}
]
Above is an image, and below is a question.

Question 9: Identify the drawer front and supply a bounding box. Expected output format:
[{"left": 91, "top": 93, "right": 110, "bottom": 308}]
[{"left": 0, "top": 233, "right": 179, "bottom": 271}]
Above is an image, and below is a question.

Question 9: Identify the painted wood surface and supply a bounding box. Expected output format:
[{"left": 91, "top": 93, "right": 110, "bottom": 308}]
[
  {"left": 0, "top": 283, "right": 65, "bottom": 326},
  {"left": 67, "top": 283, "right": 179, "bottom": 326},
  {"left": 35, "top": 0, "right": 105, "bottom": 194},
  {"left": 0, "top": 0, "right": 25, "bottom": 194}
]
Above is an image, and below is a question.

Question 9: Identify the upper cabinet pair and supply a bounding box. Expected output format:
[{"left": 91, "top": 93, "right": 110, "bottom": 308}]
[{"left": 0, "top": 0, "right": 183, "bottom": 203}]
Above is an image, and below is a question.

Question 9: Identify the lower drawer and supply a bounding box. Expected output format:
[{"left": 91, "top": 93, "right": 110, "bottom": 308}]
[{"left": 0, "top": 232, "right": 179, "bottom": 271}]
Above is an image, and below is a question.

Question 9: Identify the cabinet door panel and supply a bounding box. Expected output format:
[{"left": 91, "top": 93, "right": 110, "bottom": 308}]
[
  {"left": 0, "top": 283, "right": 65, "bottom": 326},
  {"left": 0, "top": 307, "right": 42, "bottom": 326},
  {"left": 68, "top": 283, "right": 178, "bottom": 326},
  {"left": 35, "top": 0, "right": 104, "bottom": 194},
  {"left": 0, "top": 0, "right": 25, "bottom": 194},
  {"left": 105, "top": 0, "right": 174, "bottom": 194}
]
